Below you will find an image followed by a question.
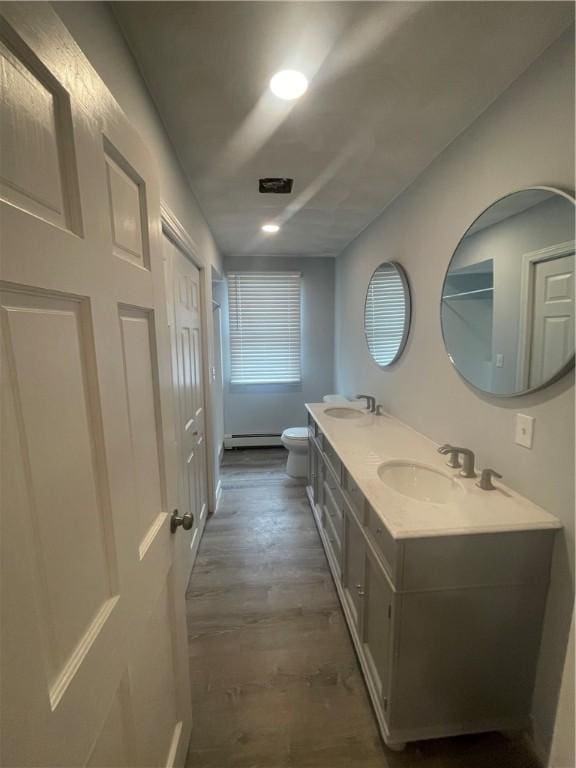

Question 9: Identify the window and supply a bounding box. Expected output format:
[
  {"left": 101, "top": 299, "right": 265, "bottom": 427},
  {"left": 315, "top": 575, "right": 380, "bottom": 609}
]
[{"left": 227, "top": 271, "right": 302, "bottom": 385}]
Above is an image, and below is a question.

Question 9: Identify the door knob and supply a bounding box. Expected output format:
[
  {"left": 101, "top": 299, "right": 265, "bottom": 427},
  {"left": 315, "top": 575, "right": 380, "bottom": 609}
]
[{"left": 170, "top": 509, "right": 194, "bottom": 533}]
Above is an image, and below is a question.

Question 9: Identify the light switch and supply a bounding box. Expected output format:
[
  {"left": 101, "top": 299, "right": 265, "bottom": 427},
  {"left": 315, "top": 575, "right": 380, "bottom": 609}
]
[
  {"left": 515, "top": 414, "right": 535, "bottom": 449},
  {"left": 495, "top": 354, "right": 504, "bottom": 368}
]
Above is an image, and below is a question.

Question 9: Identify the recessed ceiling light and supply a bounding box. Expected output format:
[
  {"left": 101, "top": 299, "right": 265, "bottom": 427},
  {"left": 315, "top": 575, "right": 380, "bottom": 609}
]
[
  {"left": 269, "top": 70, "right": 308, "bottom": 101},
  {"left": 262, "top": 223, "right": 280, "bottom": 233}
]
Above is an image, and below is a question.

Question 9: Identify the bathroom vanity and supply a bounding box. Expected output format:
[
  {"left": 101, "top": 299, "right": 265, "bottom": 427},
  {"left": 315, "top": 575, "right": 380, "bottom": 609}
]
[{"left": 305, "top": 403, "right": 561, "bottom": 750}]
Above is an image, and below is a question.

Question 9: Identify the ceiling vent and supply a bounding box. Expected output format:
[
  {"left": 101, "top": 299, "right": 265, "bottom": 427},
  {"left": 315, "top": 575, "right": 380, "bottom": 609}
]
[{"left": 259, "top": 178, "right": 293, "bottom": 194}]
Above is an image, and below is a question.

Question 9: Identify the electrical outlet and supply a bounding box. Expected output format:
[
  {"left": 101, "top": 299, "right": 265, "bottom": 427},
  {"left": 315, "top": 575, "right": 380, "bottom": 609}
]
[
  {"left": 495, "top": 354, "right": 504, "bottom": 368},
  {"left": 515, "top": 414, "right": 535, "bottom": 449}
]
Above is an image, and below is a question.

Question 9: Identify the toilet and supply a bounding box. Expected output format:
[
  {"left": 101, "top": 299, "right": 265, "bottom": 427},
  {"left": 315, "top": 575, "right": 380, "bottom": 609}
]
[
  {"left": 282, "top": 395, "right": 358, "bottom": 478},
  {"left": 281, "top": 427, "right": 309, "bottom": 478}
]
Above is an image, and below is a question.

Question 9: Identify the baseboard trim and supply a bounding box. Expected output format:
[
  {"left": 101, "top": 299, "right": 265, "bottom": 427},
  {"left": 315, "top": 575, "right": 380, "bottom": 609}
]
[{"left": 224, "top": 433, "right": 283, "bottom": 448}]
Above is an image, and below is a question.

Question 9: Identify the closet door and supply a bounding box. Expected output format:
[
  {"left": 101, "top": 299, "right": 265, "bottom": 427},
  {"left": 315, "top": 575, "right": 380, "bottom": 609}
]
[
  {"left": 0, "top": 5, "right": 191, "bottom": 766},
  {"left": 163, "top": 232, "right": 208, "bottom": 588}
]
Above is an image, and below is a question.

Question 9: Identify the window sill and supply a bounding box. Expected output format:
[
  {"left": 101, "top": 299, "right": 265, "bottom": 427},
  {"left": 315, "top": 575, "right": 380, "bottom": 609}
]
[{"left": 228, "top": 381, "right": 303, "bottom": 394}]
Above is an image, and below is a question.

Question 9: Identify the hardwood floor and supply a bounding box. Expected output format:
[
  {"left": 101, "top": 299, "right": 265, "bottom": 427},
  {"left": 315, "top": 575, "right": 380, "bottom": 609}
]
[{"left": 185, "top": 448, "right": 538, "bottom": 768}]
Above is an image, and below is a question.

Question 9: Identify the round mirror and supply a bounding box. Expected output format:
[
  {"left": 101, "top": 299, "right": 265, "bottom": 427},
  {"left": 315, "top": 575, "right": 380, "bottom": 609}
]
[
  {"left": 364, "top": 262, "right": 411, "bottom": 367},
  {"left": 441, "top": 188, "right": 575, "bottom": 396}
]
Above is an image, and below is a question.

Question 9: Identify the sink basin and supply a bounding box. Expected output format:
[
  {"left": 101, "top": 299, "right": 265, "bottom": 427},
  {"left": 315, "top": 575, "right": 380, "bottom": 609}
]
[
  {"left": 377, "top": 460, "right": 461, "bottom": 504},
  {"left": 324, "top": 407, "right": 364, "bottom": 420}
]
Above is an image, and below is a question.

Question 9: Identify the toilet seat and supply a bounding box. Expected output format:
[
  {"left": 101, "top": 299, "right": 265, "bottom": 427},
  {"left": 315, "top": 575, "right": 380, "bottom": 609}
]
[
  {"left": 323, "top": 394, "right": 349, "bottom": 404},
  {"left": 283, "top": 427, "right": 308, "bottom": 441}
]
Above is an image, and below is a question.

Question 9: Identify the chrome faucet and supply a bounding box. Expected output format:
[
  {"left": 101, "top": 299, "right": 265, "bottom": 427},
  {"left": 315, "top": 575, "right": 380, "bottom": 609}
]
[
  {"left": 438, "top": 444, "right": 476, "bottom": 478},
  {"left": 437, "top": 444, "right": 461, "bottom": 469},
  {"left": 356, "top": 394, "right": 376, "bottom": 413},
  {"left": 477, "top": 468, "right": 502, "bottom": 490}
]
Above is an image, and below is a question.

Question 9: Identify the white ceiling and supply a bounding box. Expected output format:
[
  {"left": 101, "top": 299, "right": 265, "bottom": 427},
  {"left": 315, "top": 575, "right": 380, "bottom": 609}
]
[{"left": 114, "top": 2, "right": 574, "bottom": 258}]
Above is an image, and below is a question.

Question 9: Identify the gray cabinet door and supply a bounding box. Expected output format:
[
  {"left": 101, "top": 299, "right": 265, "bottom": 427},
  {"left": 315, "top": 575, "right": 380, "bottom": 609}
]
[
  {"left": 362, "top": 547, "right": 394, "bottom": 712},
  {"left": 307, "top": 438, "right": 322, "bottom": 507},
  {"left": 343, "top": 508, "right": 365, "bottom": 630}
]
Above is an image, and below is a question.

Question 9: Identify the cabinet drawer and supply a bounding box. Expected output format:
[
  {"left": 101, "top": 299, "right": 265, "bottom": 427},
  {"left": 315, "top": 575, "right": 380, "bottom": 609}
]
[
  {"left": 366, "top": 505, "right": 398, "bottom": 583},
  {"left": 323, "top": 481, "right": 343, "bottom": 542},
  {"left": 323, "top": 439, "right": 342, "bottom": 484},
  {"left": 344, "top": 470, "right": 366, "bottom": 524}
]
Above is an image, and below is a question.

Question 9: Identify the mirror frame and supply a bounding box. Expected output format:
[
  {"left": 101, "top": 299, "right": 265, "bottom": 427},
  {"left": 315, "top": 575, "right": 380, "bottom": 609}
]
[
  {"left": 364, "top": 261, "right": 412, "bottom": 369},
  {"left": 440, "top": 185, "right": 576, "bottom": 397}
]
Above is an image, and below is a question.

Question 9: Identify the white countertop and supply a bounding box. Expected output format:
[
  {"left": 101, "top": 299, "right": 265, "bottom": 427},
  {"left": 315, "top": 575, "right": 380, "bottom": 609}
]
[{"left": 306, "top": 403, "right": 561, "bottom": 540}]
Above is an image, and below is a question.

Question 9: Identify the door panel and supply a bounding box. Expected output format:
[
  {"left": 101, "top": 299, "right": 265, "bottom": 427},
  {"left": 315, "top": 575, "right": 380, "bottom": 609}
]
[
  {"left": 0, "top": 32, "right": 81, "bottom": 232},
  {"left": 105, "top": 143, "right": 150, "bottom": 269},
  {"left": 2, "top": 289, "right": 117, "bottom": 689},
  {"left": 0, "top": 6, "right": 191, "bottom": 766},
  {"left": 118, "top": 307, "right": 165, "bottom": 554}
]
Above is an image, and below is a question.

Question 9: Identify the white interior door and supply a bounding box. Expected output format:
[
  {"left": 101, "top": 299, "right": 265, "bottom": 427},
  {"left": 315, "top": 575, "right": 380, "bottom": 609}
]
[
  {"left": 1, "top": 5, "right": 191, "bottom": 766},
  {"left": 163, "top": 233, "right": 208, "bottom": 588},
  {"left": 529, "top": 252, "right": 574, "bottom": 387}
]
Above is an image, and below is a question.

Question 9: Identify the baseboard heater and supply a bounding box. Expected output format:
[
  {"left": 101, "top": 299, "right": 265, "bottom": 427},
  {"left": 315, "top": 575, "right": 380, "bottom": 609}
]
[{"left": 224, "top": 433, "right": 283, "bottom": 448}]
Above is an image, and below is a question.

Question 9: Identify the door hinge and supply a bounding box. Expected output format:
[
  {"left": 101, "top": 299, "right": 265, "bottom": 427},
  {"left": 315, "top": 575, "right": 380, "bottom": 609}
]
[
  {"left": 387, "top": 604, "right": 392, "bottom": 619},
  {"left": 383, "top": 697, "right": 388, "bottom": 711}
]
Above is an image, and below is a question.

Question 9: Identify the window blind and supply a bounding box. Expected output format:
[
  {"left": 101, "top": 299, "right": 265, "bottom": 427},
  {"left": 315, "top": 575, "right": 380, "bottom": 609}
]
[
  {"left": 364, "top": 265, "right": 406, "bottom": 366},
  {"left": 227, "top": 271, "right": 302, "bottom": 384}
]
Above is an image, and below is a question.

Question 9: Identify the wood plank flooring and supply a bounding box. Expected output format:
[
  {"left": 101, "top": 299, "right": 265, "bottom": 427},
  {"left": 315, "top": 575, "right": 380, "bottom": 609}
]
[{"left": 185, "top": 448, "right": 538, "bottom": 768}]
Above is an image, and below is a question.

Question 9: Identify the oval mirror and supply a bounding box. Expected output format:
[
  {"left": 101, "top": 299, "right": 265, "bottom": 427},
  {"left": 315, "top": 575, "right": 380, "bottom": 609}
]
[
  {"left": 441, "top": 188, "right": 575, "bottom": 396},
  {"left": 364, "top": 262, "right": 411, "bottom": 367}
]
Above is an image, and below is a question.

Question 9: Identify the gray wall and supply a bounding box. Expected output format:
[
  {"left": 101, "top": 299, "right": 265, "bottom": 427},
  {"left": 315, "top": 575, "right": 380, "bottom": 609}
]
[
  {"left": 53, "top": 2, "right": 224, "bottom": 506},
  {"left": 223, "top": 256, "right": 335, "bottom": 436},
  {"left": 335, "top": 29, "right": 574, "bottom": 767}
]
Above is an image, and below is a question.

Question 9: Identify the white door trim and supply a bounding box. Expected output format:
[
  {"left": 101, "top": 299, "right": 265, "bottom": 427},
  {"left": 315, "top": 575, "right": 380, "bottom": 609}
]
[
  {"left": 516, "top": 239, "right": 575, "bottom": 391},
  {"left": 160, "top": 204, "right": 216, "bottom": 516}
]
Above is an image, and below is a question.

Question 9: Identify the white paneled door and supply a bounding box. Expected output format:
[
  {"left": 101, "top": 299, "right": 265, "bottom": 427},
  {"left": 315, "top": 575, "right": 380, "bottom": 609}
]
[
  {"left": 0, "top": 5, "right": 192, "bottom": 767},
  {"left": 163, "top": 233, "right": 208, "bottom": 589},
  {"left": 529, "top": 252, "right": 575, "bottom": 388}
]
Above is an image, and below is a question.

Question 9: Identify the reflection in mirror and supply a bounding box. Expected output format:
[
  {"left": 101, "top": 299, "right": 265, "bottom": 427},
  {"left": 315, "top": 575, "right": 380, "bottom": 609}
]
[
  {"left": 364, "top": 262, "right": 411, "bottom": 367},
  {"left": 441, "top": 188, "right": 575, "bottom": 396}
]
